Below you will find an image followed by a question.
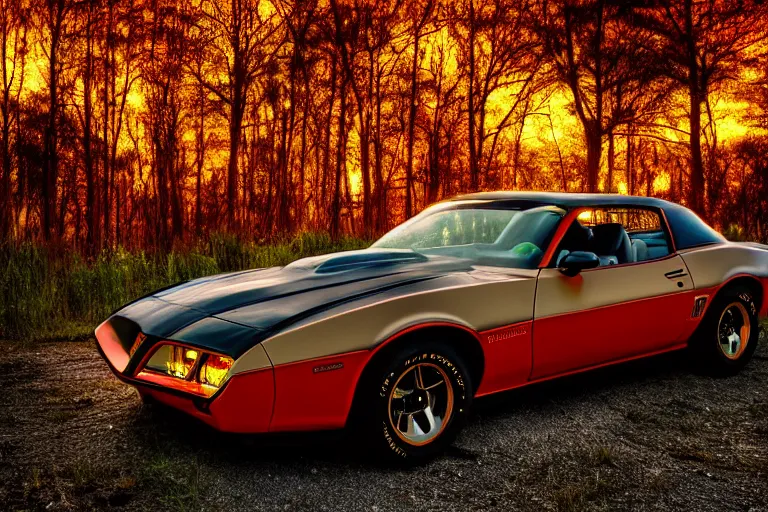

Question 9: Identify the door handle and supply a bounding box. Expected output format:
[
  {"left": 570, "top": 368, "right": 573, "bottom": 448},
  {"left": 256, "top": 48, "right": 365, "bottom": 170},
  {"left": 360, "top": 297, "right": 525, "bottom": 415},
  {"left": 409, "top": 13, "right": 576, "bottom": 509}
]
[{"left": 664, "top": 268, "right": 688, "bottom": 279}]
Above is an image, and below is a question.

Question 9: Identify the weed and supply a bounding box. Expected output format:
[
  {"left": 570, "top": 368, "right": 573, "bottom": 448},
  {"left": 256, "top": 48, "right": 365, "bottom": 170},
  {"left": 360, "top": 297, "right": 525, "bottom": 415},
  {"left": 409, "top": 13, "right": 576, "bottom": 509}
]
[
  {"left": 30, "top": 468, "right": 41, "bottom": 490},
  {"left": 141, "top": 453, "right": 205, "bottom": 512},
  {"left": 553, "top": 475, "right": 612, "bottom": 512},
  {"left": 68, "top": 459, "right": 98, "bottom": 492},
  {"left": 591, "top": 446, "right": 616, "bottom": 467},
  {"left": 0, "top": 232, "right": 370, "bottom": 341}
]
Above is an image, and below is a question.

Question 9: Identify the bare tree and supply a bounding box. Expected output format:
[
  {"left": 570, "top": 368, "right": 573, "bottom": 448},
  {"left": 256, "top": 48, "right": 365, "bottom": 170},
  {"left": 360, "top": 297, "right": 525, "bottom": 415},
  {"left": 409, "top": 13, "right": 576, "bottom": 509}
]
[
  {"left": 142, "top": 0, "right": 191, "bottom": 247},
  {"left": 453, "top": 0, "right": 541, "bottom": 191},
  {"left": 0, "top": 0, "right": 27, "bottom": 239},
  {"left": 630, "top": 0, "right": 767, "bottom": 218},
  {"left": 422, "top": 29, "right": 462, "bottom": 203},
  {"left": 37, "top": 0, "right": 77, "bottom": 240},
  {"left": 188, "top": 0, "right": 283, "bottom": 231}
]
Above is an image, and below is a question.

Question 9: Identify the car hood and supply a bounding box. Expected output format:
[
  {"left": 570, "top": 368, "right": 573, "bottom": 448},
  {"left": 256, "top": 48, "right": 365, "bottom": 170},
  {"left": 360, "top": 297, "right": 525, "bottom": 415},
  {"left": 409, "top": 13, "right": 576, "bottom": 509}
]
[{"left": 111, "top": 249, "right": 474, "bottom": 357}]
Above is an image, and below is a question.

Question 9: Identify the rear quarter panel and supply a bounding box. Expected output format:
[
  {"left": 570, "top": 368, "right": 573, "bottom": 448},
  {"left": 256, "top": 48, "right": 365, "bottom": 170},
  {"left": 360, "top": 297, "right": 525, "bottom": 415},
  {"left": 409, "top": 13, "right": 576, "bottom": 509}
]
[{"left": 679, "top": 243, "right": 768, "bottom": 318}]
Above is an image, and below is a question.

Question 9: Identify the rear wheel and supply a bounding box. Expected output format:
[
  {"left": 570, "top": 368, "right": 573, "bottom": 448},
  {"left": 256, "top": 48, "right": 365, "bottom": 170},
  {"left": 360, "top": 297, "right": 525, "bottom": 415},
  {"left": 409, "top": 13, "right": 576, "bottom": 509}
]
[
  {"left": 358, "top": 342, "right": 473, "bottom": 463},
  {"left": 691, "top": 286, "right": 759, "bottom": 376}
]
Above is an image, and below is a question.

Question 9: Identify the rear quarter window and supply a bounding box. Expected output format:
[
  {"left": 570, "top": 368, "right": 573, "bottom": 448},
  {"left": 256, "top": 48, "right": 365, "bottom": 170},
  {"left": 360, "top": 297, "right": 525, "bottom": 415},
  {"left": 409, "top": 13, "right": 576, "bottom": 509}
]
[{"left": 663, "top": 206, "right": 726, "bottom": 249}]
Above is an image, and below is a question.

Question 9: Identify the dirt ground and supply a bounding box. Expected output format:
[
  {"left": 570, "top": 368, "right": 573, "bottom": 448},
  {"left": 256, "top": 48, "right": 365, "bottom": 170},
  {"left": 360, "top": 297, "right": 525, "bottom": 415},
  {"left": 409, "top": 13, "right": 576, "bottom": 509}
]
[{"left": 1, "top": 332, "right": 768, "bottom": 512}]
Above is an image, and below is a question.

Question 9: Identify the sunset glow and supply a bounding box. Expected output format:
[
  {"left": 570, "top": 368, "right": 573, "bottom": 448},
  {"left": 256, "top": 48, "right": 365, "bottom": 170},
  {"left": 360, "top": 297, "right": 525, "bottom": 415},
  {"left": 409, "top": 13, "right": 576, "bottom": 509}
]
[{"left": 0, "top": 0, "right": 767, "bottom": 248}]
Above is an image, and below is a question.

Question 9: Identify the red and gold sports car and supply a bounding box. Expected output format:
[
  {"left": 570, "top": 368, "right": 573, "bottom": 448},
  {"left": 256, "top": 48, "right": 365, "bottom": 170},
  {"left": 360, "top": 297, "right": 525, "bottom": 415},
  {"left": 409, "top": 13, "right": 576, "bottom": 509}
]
[{"left": 96, "top": 192, "right": 768, "bottom": 462}]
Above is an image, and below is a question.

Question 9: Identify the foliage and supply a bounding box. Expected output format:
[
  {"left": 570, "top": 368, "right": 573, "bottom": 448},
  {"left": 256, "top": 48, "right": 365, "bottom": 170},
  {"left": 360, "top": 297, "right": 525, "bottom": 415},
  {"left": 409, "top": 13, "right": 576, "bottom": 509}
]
[
  {"left": 0, "top": 0, "right": 766, "bottom": 271},
  {"left": 0, "top": 232, "right": 369, "bottom": 341},
  {"left": 1, "top": 0, "right": 767, "bottom": 252}
]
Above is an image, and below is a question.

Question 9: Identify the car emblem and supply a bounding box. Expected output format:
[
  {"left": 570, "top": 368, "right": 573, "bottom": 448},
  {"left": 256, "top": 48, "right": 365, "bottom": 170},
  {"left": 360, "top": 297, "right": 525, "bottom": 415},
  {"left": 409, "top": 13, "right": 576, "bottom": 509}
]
[
  {"left": 313, "top": 362, "right": 344, "bottom": 373},
  {"left": 486, "top": 326, "right": 528, "bottom": 344}
]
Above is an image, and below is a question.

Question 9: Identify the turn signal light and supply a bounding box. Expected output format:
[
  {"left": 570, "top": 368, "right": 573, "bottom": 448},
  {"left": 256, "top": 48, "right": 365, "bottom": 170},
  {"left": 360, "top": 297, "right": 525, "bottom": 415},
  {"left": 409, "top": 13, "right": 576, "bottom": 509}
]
[{"left": 138, "top": 342, "right": 234, "bottom": 397}]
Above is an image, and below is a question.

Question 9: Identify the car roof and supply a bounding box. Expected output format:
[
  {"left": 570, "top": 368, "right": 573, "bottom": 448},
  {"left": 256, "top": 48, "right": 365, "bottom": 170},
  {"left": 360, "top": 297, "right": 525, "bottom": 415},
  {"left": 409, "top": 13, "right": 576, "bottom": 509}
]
[{"left": 450, "top": 191, "right": 675, "bottom": 210}]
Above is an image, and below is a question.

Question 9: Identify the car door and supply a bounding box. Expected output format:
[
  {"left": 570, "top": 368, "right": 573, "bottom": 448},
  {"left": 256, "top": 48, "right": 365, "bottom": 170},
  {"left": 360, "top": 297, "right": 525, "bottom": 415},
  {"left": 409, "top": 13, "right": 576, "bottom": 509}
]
[{"left": 530, "top": 208, "right": 694, "bottom": 379}]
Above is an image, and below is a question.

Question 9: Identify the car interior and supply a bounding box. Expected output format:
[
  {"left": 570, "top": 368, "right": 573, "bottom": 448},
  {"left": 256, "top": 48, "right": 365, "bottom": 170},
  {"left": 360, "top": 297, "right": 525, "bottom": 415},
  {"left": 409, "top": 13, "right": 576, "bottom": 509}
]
[
  {"left": 376, "top": 204, "right": 673, "bottom": 270},
  {"left": 555, "top": 208, "right": 672, "bottom": 267},
  {"left": 407, "top": 207, "right": 566, "bottom": 269}
]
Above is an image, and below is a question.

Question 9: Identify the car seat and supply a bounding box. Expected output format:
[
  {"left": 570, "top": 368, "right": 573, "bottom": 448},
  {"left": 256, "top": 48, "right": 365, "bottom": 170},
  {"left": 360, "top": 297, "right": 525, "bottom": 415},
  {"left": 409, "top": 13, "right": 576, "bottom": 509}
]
[
  {"left": 631, "top": 238, "right": 649, "bottom": 262},
  {"left": 590, "top": 223, "right": 633, "bottom": 264}
]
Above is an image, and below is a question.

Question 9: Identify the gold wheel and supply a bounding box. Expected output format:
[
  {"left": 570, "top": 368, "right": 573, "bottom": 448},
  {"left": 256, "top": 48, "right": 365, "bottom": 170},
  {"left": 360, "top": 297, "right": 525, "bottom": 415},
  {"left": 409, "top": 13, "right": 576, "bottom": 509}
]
[
  {"left": 717, "top": 302, "right": 751, "bottom": 360},
  {"left": 387, "top": 363, "right": 454, "bottom": 446}
]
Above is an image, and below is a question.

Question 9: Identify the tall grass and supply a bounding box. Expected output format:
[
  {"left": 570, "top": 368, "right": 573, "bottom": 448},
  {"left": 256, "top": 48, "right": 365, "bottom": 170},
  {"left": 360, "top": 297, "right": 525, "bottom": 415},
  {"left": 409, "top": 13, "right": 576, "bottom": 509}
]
[{"left": 0, "top": 232, "right": 369, "bottom": 341}]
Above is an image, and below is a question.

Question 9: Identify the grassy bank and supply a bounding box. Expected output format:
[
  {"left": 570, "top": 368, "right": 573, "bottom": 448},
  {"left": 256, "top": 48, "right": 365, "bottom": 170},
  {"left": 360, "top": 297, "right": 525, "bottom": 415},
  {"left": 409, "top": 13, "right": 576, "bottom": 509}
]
[{"left": 0, "top": 233, "right": 369, "bottom": 341}]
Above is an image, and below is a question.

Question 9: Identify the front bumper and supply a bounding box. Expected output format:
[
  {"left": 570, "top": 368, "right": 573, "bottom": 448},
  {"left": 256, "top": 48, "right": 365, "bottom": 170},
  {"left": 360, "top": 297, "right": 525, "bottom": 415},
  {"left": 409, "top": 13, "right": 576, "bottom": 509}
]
[
  {"left": 95, "top": 320, "right": 274, "bottom": 433},
  {"left": 134, "top": 369, "right": 274, "bottom": 433}
]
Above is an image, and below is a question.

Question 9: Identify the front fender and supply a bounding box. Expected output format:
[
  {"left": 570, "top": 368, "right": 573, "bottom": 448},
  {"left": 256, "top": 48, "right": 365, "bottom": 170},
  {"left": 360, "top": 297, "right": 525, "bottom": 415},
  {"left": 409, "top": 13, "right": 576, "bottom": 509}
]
[{"left": 230, "top": 272, "right": 537, "bottom": 432}]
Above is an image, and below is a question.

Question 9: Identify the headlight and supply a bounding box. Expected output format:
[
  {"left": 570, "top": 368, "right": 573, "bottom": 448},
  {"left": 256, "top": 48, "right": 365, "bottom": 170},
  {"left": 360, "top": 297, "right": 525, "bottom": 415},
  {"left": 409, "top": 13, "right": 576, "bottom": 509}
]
[
  {"left": 200, "top": 354, "right": 233, "bottom": 388},
  {"left": 137, "top": 342, "right": 234, "bottom": 397}
]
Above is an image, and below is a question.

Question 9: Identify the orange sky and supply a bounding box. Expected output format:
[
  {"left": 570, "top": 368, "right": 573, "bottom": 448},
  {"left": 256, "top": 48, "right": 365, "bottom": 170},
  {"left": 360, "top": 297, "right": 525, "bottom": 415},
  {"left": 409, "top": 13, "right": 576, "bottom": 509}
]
[{"left": 11, "top": 14, "right": 763, "bottom": 199}]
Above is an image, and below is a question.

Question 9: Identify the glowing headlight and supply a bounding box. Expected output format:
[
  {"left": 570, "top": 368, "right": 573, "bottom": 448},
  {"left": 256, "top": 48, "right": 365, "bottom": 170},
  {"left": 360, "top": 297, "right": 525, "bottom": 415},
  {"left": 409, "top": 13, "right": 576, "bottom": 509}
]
[
  {"left": 139, "top": 342, "right": 234, "bottom": 397},
  {"left": 144, "top": 345, "right": 198, "bottom": 378},
  {"left": 200, "top": 355, "right": 233, "bottom": 388}
]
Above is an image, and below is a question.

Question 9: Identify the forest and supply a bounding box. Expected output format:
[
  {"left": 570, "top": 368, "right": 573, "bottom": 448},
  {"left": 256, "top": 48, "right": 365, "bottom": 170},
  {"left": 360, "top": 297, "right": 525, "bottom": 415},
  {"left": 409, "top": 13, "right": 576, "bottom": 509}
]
[
  {"left": 2, "top": 0, "right": 768, "bottom": 339},
  {"left": 0, "top": 0, "right": 767, "bottom": 250}
]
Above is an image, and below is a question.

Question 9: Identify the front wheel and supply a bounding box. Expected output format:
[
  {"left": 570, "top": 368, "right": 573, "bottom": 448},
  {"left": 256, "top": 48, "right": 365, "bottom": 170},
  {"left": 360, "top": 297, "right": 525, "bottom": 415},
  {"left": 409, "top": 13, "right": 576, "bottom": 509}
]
[
  {"left": 690, "top": 286, "right": 759, "bottom": 376},
  {"left": 359, "top": 343, "right": 473, "bottom": 463}
]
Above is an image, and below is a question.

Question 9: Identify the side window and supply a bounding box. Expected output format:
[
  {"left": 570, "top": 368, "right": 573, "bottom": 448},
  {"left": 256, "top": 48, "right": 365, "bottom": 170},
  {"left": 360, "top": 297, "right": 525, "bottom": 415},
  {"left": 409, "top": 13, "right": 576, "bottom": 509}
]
[{"left": 555, "top": 208, "right": 672, "bottom": 267}]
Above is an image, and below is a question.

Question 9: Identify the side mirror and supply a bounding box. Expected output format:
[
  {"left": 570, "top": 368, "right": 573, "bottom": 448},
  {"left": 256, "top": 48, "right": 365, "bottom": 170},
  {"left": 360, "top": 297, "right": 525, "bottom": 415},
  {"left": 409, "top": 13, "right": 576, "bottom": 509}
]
[{"left": 559, "top": 251, "right": 600, "bottom": 277}]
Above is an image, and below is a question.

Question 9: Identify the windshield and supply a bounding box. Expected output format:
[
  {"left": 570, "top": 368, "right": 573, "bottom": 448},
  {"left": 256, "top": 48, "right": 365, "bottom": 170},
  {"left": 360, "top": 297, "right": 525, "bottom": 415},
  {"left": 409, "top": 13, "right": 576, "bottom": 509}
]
[{"left": 372, "top": 202, "right": 564, "bottom": 269}]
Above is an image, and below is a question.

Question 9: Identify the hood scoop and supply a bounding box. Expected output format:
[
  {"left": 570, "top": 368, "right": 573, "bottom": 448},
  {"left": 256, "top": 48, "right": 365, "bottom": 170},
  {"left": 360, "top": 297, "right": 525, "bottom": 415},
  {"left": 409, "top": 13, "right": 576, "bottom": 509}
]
[{"left": 287, "top": 249, "right": 428, "bottom": 274}]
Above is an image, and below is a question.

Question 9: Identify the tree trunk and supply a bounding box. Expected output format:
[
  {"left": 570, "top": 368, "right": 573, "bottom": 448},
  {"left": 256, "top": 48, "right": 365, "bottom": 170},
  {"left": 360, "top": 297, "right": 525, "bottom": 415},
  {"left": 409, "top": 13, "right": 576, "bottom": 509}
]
[
  {"left": 284, "top": 61, "right": 298, "bottom": 234},
  {"left": 83, "top": 9, "right": 96, "bottom": 253},
  {"left": 297, "top": 76, "right": 310, "bottom": 228},
  {"left": 685, "top": 0, "right": 705, "bottom": 218},
  {"left": 626, "top": 132, "right": 633, "bottom": 195},
  {"left": 277, "top": 104, "right": 290, "bottom": 233},
  {"left": 43, "top": 1, "right": 62, "bottom": 241},
  {"left": 0, "top": 10, "right": 12, "bottom": 240},
  {"left": 512, "top": 115, "right": 526, "bottom": 190},
  {"left": 585, "top": 125, "right": 601, "bottom": 193},
  {"left": 356, "top": 51, "right": 373, "bottom": 235},
  {"left": 467, "top": 0, "right": 478, "bottom": 191},
  {"left": 115, "top": 175, "right": 121, "bottom": 246},
  {"left": 195, "top": 80, "right": 205, "bottom": 236},
  {"left": 228, "top": 99, "right": 243, "bottom": 231},
  {"left": 606, "top": 130, "right": 614, "bottom": 193},
  {"left": 358, "top": 110, "right": 371, "bottom": 233},
  {"left": 331, "top": 78, "right": 347, "bottom": 239},
  {"left": 373, "top": 73, "right": 384, "bottom": 233},
  {"left": 169, "top": 136, "right": 183, "bottom": 241},
  {"left": 102, "top": 1, "right": 114, "bottom": 251},
  {"left": 321, "top": 54, "right": 337, "bottom": 228},
  {"left": 427, "top": 78, "right": 442, "bottom": 204},
  {"left": 688, "top": 82, "right": 705, "bottom": 216},
  {"left": 265, "top": 103, "right": 275, "bottom": 235},
  {"left": 405, "top": 25, "right": 420, "bottom": 218},
  {"left": 108, "top": 3, "right": 131, "bottom": 248},
  {"left": 156, "top": 138, "right": 168, "bottom": 247}
]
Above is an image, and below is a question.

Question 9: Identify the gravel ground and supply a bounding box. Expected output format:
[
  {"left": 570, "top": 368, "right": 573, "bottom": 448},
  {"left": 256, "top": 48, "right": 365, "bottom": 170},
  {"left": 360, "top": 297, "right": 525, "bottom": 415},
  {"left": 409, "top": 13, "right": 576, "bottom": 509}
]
[{"left": 1, "top": 333, "right": 767, "bottom": 512}]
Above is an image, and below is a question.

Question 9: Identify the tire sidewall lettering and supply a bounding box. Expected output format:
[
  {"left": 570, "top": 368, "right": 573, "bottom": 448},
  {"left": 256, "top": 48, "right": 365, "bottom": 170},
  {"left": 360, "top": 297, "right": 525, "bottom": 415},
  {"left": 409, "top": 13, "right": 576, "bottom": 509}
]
[
  {"left": 737, "top": 292, "right": 757, "bottom": 317},
  {"left": 377, "top": 350, "right": 468, "bottom": 457}
]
